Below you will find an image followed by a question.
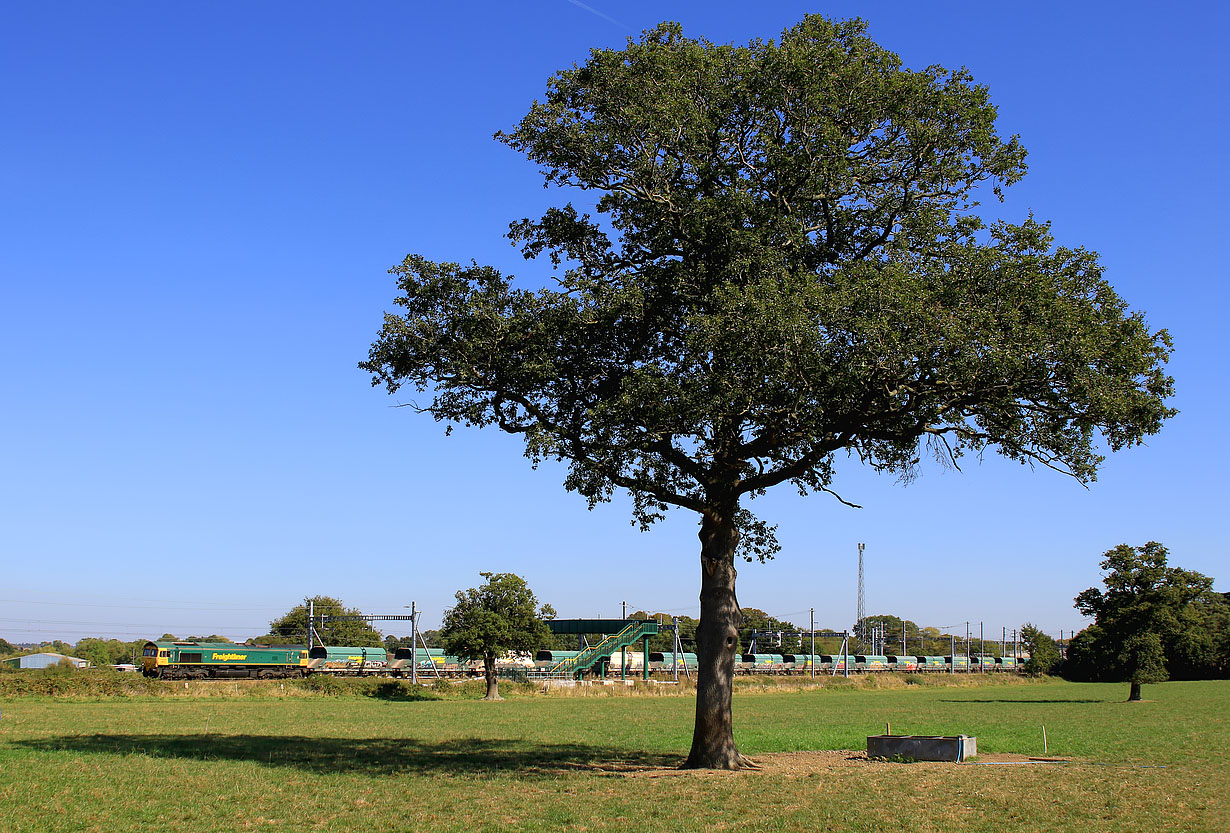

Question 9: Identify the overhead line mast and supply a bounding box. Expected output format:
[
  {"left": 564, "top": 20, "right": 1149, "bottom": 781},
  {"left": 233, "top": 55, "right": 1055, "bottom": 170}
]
[{"left": 856, "top": 542, "right": 866, "bottom": 652}]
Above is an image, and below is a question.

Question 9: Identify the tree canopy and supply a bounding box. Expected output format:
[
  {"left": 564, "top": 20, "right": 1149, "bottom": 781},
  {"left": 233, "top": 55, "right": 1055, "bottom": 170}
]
[
  {"left": 1019, "top": 623, "right": 1060, "bottom": 676},
  {"left": 1069, "top": 542, "right": 1225, "bottom": 698},
  {"left": 254, "top": 596, "right": 384, "bottom": 647},
  {"left": 440, "top": 572, "right": 552, "bottom": 700},
  {"left": 384, "top": 629, "right": 442, "bottom": 653},
  {"left": 72, "top": 638, "right": 144, "bottom": 668},
  {"left": 363, "top": 16, "right": 1175, "bottom": 767}
]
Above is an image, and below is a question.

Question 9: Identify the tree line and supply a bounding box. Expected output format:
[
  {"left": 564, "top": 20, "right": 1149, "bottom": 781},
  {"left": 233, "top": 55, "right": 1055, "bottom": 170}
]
[{"left": 8, "top": 540, "right": 1224, "bottom": 698}]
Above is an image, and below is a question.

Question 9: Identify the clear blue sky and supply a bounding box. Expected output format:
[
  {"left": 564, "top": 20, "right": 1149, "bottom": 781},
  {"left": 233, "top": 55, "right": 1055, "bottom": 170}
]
[{"left": 2, "top": 2, "right": 1226, "bottom": 646}]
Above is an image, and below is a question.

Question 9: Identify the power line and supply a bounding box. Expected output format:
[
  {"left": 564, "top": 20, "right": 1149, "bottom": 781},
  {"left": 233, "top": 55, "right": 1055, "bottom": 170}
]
[{"left": 0, "top": 596, "right": 275, "bottom": 611}]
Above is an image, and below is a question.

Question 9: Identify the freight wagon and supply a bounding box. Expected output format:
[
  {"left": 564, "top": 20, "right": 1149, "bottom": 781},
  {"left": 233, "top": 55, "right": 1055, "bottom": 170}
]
[
  {"left": 887, "top": 655, "right": 919, "bottom": 671},
  {"left": 307, "top": 645, "right": 390, "bottom": 674},
  {"left": 305, "top": 645, "right": 459, "bottom": 675}
]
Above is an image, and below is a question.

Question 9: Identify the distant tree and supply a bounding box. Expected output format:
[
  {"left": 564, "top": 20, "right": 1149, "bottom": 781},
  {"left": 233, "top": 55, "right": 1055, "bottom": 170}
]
[
  {"left": 440, "top": 572, "right": 552, "bottom": 701},
  {"left": 861, "top": 614, "right": 925, "bottom": 655},
  {"left": 1019, "top": 623, "right": 1060, "bottom": 675},
  {"left": 363, "top": 16, "right": 1175, "bottom": 767},
  {"left": 914, "top": 627, "right": 943, "bottom": 656},
  {"left": 1073, "top": 542, "right": 1218, "bottom": 700},
  {"left": 632, "top": 611, "right": 698, "bottom": 654},
  {"left": 37, "top": 640, "right": 75, "bottom": 655},
  {"left": 671, "top": 616, "right": 699, "bottom": 653},
  {"left": 255, "top": 596, "right": 384, "bottom": 647},
  {"left": 738, "top": 609, "right": 805, "bottom": 653},
  {"left": 73, "top": 638, "right": 143, "bottom": 668},
  {"left": 864, "top": 614, "right": 917, "bottom": 634},
  {"left": 186, "top": 634, "right": 234, "bottom": 644},
  {"left": 0, "top": 637, "right": 17, "bottom": 657}
]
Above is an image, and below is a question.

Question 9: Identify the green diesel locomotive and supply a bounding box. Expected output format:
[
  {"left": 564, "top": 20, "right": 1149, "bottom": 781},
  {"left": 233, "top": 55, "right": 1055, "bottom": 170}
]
[
  {"left": 141, "top": 640, "right": 308, "bottom": 679},
  {"left": 142, "top": 640, "right": 457, "bottom": 679}
]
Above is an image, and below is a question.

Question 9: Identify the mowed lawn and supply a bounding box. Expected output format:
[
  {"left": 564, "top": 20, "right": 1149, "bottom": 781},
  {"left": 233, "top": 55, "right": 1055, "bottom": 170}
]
[{"left": 0, "top": 679, "right": 1224, "bottom": 832}]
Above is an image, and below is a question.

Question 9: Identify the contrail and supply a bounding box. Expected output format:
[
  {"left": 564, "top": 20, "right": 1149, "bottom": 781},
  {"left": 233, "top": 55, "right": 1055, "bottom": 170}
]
[{"left": 565, "top": 0, "right": 627, "bottom": 30}]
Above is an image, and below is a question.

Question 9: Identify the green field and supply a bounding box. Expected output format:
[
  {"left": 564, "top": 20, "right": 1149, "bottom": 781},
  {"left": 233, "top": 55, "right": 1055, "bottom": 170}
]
[{"left": 1, "top": 678, "right": 1225, "bottom": 832}]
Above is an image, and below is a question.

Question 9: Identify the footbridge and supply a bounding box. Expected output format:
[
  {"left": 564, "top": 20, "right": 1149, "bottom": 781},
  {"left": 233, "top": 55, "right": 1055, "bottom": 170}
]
[{"left": 545, "top": 618, "right": 659, "bottom": 679}]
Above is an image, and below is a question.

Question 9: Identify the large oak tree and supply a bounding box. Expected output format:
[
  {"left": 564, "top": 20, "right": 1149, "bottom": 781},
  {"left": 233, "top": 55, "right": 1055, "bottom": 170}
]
[
  {"left": 1073, "top": 542, "right": 1221, "bottom": 700},
  {"left": 363, "top": 17, "right": 1174, "bottom": 768}
]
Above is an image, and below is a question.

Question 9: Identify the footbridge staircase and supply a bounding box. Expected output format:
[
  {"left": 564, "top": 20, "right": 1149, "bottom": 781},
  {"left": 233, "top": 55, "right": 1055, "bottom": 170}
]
[{"left": 545, "top": 619, "right": 659, "bottom": 679}]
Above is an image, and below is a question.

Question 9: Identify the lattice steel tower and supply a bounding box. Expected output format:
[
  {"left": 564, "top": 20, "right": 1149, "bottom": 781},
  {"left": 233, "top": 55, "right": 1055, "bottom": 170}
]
[{"left": 856, "top": 542, "right": 866, "bottom": 649}]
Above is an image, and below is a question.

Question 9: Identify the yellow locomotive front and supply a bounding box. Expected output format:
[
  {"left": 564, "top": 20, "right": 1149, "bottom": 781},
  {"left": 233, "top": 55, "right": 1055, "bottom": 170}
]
[{"left": 140, "top": 641, "right": 170, "bottom": 676}]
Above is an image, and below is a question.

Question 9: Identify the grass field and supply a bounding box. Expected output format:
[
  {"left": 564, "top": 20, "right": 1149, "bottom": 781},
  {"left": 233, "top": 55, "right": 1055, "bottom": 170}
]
[{"left": 0, "top": 677, "right": 1225, "bottom": 832}]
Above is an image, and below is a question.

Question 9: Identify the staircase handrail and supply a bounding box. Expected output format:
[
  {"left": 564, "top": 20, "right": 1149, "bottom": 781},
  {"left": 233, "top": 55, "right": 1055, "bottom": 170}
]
[{"left": 548, "top": 620, "right": 654, "bottom": 675}]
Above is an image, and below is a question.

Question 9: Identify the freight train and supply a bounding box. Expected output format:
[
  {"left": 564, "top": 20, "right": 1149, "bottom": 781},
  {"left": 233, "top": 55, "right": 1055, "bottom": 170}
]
[
  {"left": 537, "top": 651, "right": 1018, "bottom": 675},
  {"left": 141, "top": 639, "right": 1018, "bottom": 680}
]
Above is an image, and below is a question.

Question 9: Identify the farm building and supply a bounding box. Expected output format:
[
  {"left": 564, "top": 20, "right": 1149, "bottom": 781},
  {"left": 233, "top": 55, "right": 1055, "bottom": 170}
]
[{"left": 2, "top": 652, "right": 90, "bottom": 669}]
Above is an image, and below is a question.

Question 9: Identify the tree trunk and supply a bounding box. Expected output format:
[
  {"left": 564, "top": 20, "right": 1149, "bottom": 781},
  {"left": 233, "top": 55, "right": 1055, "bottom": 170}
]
[
  {"left": 483, "top": 654, "right": 502, "bottom": 701},
  {"left": 683, "top": 503, "right": 757, "bottom": 769},
  {"left": 1128, "top": 681, "right": 1142, "bottom": 701}
]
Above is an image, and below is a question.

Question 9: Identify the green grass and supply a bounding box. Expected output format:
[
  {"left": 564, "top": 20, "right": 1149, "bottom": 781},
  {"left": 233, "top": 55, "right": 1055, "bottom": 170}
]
[{"left": 0, "top": 678, "right": 1224, "bottom": 832}]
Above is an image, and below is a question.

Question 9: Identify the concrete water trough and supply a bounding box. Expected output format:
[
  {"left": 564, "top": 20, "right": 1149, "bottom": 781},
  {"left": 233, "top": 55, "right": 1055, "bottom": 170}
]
[{"left": 867, "top": 734, "right": 976, "bottom": 762}]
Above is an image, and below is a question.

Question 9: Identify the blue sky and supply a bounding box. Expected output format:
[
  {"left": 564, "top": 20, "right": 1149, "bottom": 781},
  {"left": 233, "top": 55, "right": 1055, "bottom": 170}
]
[{"left": 2, "top": 2, "right": 1226, "bottom": 645}]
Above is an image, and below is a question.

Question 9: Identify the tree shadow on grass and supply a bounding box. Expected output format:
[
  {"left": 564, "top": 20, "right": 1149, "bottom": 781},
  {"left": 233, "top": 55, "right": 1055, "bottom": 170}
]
[
  {"left": 15, "top": 734, "right": 678, "bottom": 777},
  {"left": 368, "top": 681, "right": 440, "bottom": 701},
  {"left": 298, "top": 680, "right": 442, "bottom": 701},
  {"left": 936, "top": 699, "right": 1105, "bottom": 704}
]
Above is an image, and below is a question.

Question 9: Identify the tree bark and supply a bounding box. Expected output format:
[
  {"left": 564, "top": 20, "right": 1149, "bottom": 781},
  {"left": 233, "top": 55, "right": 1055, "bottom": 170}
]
[
  {"left": 1128, "top": 681, "right": 1142, "bottom": 701},
  {"left": 683, "top": 503, "right": 757, "bottom": 769},
  {"left": 483, "top": 654, "right": 502, "bottom": 701}
]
